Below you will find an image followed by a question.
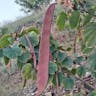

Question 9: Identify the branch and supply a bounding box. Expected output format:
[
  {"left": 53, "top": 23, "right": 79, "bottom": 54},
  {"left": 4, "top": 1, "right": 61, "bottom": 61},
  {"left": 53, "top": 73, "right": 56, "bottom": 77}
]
[{"left": 25, "top": 35, "right": 37, "bottom": 70}]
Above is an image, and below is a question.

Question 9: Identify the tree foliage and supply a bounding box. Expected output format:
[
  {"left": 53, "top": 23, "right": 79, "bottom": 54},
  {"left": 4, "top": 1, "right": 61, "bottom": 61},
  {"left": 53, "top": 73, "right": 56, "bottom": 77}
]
[{"left": 15, "top": 0, "right": 50, "bottom": 13}]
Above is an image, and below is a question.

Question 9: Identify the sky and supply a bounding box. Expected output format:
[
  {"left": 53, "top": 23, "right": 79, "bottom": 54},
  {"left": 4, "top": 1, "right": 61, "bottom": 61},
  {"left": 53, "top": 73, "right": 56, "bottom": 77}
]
[{"left": 0, "top": 0, "right": 25, "bottom": 24}]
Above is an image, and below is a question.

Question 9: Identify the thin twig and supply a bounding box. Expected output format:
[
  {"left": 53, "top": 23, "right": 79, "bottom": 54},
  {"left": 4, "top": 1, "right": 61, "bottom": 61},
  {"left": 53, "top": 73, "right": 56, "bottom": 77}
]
[{"left": 25, "top": 35, "right": 37, "bottom": 70}]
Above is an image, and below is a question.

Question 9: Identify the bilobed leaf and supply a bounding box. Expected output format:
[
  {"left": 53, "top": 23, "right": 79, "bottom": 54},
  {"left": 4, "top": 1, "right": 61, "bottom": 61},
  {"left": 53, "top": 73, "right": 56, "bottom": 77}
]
[
  {"left": 56, "top": 12, "right": 67, "bottom": 30},
  {"left": 19, "top": 26, "right": 39, "bottom": 37},
  {"left": 57, "top": 51, "right": 66, "bottom": 62},
  {"left": 22, "top": 63, "right": 32, "bottom": 79},
  {"left": 88, "top": 53, "right": 96, "bottom": 78},
  {"left": 75, "top": 56, "right": 85, "bottom": 63},
  {"left": 63, "top": 76, "right": 75, "bottom": 90},
  {"left": 69, "top": 11, "right": 80, "bottom": 29},
  {"left": 50, "top": 45, "right": 57, "bottom": 53},
  {"left": 83, "top": 22, "right": 96, "bottom": 47},
  {"left": 81, "top": 44, "right": 94, "bottom": 54},
  {"left": 77, "top": 66, "right": 86, "bottom": 77},
  {"left": 28, "top": 32, "right": 39, "bottom": 47},
  {"left": 0, "top": 34, "right": 14, "bottom": 48},
  {"left": 8, "top": 37, "right": 14, "bottom": 44},
  {"left": 3, "top": 46, "right": 22, "bottom": 59},
  {"left": 49, "top": 61, "right": 58, "bottom": 75},
  {"left": 18, "top": 51, "right": 31, "bottom": 63},
  {"left": 50, "top": 36, "right": 59, "bottom": 48},
  {"left": 62, "top": 57, "right": 73, "bottom": 68},
  {"left": 88, "top": 52, "right": 96, "bottom": 70},
  {"left": 83, "top": 14, "right": 92, "bottom": 26},
  {"left": 20, "top": 32, "right": 39, "bottom": 47}
]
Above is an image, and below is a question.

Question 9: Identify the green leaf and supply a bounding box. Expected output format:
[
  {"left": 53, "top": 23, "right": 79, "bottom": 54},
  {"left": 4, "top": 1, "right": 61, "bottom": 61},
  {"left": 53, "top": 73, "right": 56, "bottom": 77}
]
[
  {"left": 77, "top": 66, "right": 86, "bottom": 77},
  {"left": 52, "top": 51, "right": 58, "bottom": 59},
  {"left": 4, "top": 56, "right": 10, "bottom": 65},
  {"left": 66, "top": 47, "right": 72, "bottom": 51},
  {"left": 52, "top": 75, "right": 56, "bottom": 85},
  {"left": 87, "top": 53, "right": 96, "bottom": 79},
  {"left": 0, "top": 66, "right": 8, "bottom": 74},
  {"left": 49, "top": 61, "right": 58, "bottom": 75},
  {"left": 31, "top": 69, "right": 36, "bottom": 80},
  {"left": 56, "top": 12, "right": 67, "bottom": 30},
  {"left": 19, "top": 26, "right": 39, "bottom": 37},
  {"left": 69, "top": 11, "right": 80, "bottom": 29},
  {"left": 91, "top": 71, "right": 96, "bottom": 79},
  {"left": 88, "top": 91, "right": 96, "bottom": 96},
  {"left": 83, "top": 22, "right": 96, "bottom": 47},
  {"left": 88, "top": 53, "right": 96, "bottom": 78},
  {"left": 50, "top": 37, "right": 59, "bottom": 48},
  {"left": 63, "top": 76, "right": 75, "bottom": 90},
  {"left": 50, "top": 45, "right": 57, "bottom": 53},
  {"left": 0, "top": 49, "right": 3, "bottom": 57},
  {"left": 58, "top": 72, "right": 63, "bottom": 86},
  {"left": 75, "top": 56, "right": 85, "bottom": 63},
  {"left": 75, "top": 92, "right": 81, "bottom": 96},
  {"left": 83, "top": 14, "right": 92, "bottom": 26},
  {"left": 20, "top": 32, "right": 39, "bottom": 47},
  {"left": 81, "top": 44, "right": 94, "bottom": 54},
  {"left": 8, "top": 37, "right": 14, "bottom": 44},
  {"left": 0, "top": 34, "right": 14, "bottom": 48},
  {"left": 18, "top": 51, "right": 31, "bottom": 63},
  {"left": 3, "top": 46, "right": 22, "bottom": 59},
  {"left": 62, "top": 57, "right": 73, "bottom": 68},
  {"left": 48, "top": 75, "right": 54, "bottom": 83},
  {"left": 17, "top": 62, "right": 24, "bottom": 70},
  {"left": 57, "top": 51, "right": 66, "bottom": 62},
  {"left": 71, "top": 68, "right": 77, "bottom": 75},
  {"left": 22, "top": 63, "right": 32, "bottom": 79}
]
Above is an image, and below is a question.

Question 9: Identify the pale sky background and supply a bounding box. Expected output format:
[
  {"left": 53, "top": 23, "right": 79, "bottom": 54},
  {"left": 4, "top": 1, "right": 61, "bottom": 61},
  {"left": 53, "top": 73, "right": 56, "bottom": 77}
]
[{"left": 0, "top": 0, "right": 25, "bottom": 23}]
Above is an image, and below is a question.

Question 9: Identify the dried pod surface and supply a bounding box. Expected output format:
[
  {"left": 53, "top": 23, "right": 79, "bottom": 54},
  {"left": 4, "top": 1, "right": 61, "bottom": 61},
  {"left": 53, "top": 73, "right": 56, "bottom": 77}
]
[{"left": 37, "top": 3, "right": 56, "bottom": 96}]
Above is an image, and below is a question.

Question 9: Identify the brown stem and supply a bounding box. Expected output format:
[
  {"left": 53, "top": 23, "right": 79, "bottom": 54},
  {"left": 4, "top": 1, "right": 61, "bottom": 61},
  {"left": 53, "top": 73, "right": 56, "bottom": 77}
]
[
  {"left": 56, "top": 72, "right": 59, "bottom": 89},
  {"left": 74, "top": 27, "right": 83, "bottom": 54},
  {"left": 23, "top": 79, "right": 27, "bottom": 88},
  {"left": 25, "top": 35, "right": 37, "bottom": 70},
  {"left": 75, "top": 76, "right": 95, "bottom": 91},
  {"left": 74, "top": 34, "right": 77, "bottom": 54}
]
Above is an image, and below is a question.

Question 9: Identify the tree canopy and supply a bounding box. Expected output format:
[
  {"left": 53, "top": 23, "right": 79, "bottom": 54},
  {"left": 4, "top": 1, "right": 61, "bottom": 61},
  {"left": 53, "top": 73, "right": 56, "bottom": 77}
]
[{"left": 15, "top": 0, "right": 50, "bottom": 13}]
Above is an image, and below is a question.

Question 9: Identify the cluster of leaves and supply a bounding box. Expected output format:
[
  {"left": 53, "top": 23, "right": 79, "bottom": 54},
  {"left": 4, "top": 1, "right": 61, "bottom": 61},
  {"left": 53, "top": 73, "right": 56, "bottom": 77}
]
[
  {"left": 0, "top": 27, "right": 39, "bottom": 80},
  {"left": 56, "top": 1, "right": 96, "bottom": 52},
  {"left": 55, "top": 0, "right": 96, "bottom": 94},
  {"left": 49, "top": 38, "right": 87, "bottom": 90},
  {"left": 0, "top": 27, "right": 86, "bottom": 91}
]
